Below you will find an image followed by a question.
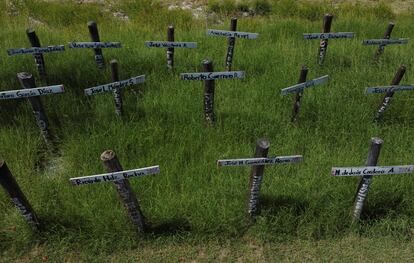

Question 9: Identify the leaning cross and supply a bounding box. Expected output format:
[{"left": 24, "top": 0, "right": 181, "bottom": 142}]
[{"left": 217, "top": 138, "right": 303, "bottom": 216}]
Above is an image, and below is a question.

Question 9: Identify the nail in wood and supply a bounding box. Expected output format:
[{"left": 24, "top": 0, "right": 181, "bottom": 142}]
[
  {"left": 110, "top": 60, "right": 123, "bottom": 116},
  {"left": 0, "top": 160, "right": 40, "bottom": 230},
  {"left": 352, "top": 137, "right": 383, "bottom": 222},
  {"left": 247, "top": 139, "right": 270, "bottom": 216},
  {"left": 100, "top": 150, "right": 146, "bottom": 232},
  {"left": 88, "top": 21, "right": 105, "bottom": 69},
  {"left": 225, "top": 18, "right": 237, "bottom": 71},
  {"left": 203, "top": 59, "right": 215, "bottom": 124},
  {"left": 291, "top": 66, "right": 309, "bottom": 122},
  {"left": 375, "top": 65, "right": 406, "bottom": 121},
  {"left": 318, "top": 14, "right": 333, "bottom": 66}
]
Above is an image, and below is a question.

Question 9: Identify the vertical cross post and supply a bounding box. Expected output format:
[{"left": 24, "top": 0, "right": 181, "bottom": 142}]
[
  {"left": 167, "top": 25, "right": 174, "bottom": 69},
  {"left": 247, "top": 139, "right": 270, "bottom": 216},
  {"left": 352, "top": 137, "right": 383, "bottom": 222},
  {"left": 26, "top": 29, "right": 46, "bottom": 79},
  {"left": 110, "top": 59, "right": 123, "bottom": 117},
  {"left": 318, "top": 14, "right": 333, "bottom": 66},
  {"left": 374, "top": 22, "right": 395, "bottom": 61},
  {"left": 88, "top": 21, "right": 105, "bottom": 69},
  {"left": 100, "top": 150, "right": 146, "bottom": 232},
  {"left": 203, "top": 59, "right": 215, "bottom": 124},
  {"left": 17, "top": 72, "right": 54, "bottom": 151},
  {"left": 374, "top": 65, "right": 406, "bottom": 121},
  {"left": 225, "top": 18, "right": 237, "bottom": 71},
  {"left": 291, "top": 66, "right": 309, "bottom": 122},
  {"left": 0, "top": 160, "right": 40, "bottom": 230}
]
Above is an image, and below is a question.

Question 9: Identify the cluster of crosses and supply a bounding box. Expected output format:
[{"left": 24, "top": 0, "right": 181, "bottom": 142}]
[{"left": 1, "top": 14, "right": 413, "bottom": 234}]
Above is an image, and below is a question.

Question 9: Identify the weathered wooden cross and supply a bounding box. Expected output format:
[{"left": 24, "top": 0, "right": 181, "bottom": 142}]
[
  {"left": 331, "top": 137, "right": 414, "bottom": 222},
  {"left": 280, "top": 68, "right": 329, "bottom": 121},
  {"left": 217, "top": 138, "right": 303, "bottom": 216},
  {"left": 303, "top": 14, "right": 354, "bottom": 65},
  {"left": 362, "top": 22, "right": 408, "bottom": 61},
  {"left": 0, "top": 159, "right": 40, "bottom": 231},
  {"left": 181, "top": 59, "right": 245, "bottom": 124},
  {"left": 84, "top": 68, "right": 145, "bottom": 116},
  {"left": 145, "top": 25, "right": 197, "bottom": 69},
  {"left": 7, "top": 29, "right": 65, "bottom": 80},
  {"left": 0, "top": 72, "right": 64, "bottom": 151},
  {"left": 69, "top": 150, "right": 160, "bottom": 233},
  {"left": 366, "top": 65, "right": 406, "bottom": 121},
  {"left": 207, "top": 18, "right": 259, "bottom": 71},
  {"left": 68, "top": 21, "right": 121, "bottom": 68}
]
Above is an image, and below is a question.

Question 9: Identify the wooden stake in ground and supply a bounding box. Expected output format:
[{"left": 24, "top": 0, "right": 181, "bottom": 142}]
[
  {"left": 144, "top": 25, "right": 197, "bottom": 69},
  {"left": 181, "top": 59, "right": 245, "bottom": 124},
  {"left": 217, "top": 138, "right": 303, "bottom": 216},
  {"left": 291, "top": 66, "right": 309, "bottom": 122},
  {"left": 7, "top": 29, "right": 65, "bottom": 80},
  {"left": 69, "top": 150, "right": 160, "bottom": 233},
  {"left": 207, "top": 18, "right": 258, "bottom": 71},
  {"left": 331, "top": 137, "right": 414, "bottom": 222},
  {"left": 4, "top": 72, "right": 65, "bottom": 151},
  {"left": 110, "top": 60, "right": 123, "bottom": 116},
  {"left": 68, "top": 21, "right": 121, "bottom": 69},
  {"left": 362, "top": 22, "right": 408, "bottom": 61},
  {"left": 372, "top": 65, "right": 406, "bottom": 121},
  {"left": 303, "top": 14, "right": 354, "bottom": 65},
  {"left": 0, "top": 160, "right": 40, "bottom": 230}
]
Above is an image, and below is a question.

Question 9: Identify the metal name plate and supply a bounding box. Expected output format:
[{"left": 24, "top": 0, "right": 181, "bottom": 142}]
[
  {"left": 217, "top": 155, "right": 303, "bottom": 167},
  {"left": 366, "top": 85, "right": 414, "bottom": 94},
  {"left": 70, "top": 166, "right": 160, "bottom": 185},
  {"left": 362, "top": 39, "right": 408, "bottom": 45},
  {"left": 181, "top": 71, "right": 245, "bottom": 81},
  {"left": 68, "top": 42, "right": 121, "bottom": 49},
  {"left": 84, "top": 75, "right": 145, "bottom": 96},
  {"left": 303, "top": 32, "right": 354, "bottom": 40},
  {"left": 281, "top": 75, "right": 329, "bottom": 95},
  {"left": 0, "top": 85, "right": 64, "bottom": 100},
  {"left": 207, "top": 29, "right": 258, "bottom": 39},
  {"left": 145, "top": 41, "right": 197, "bottom": 48},
  {"left": 331, "top": 165, "right": 414, "bottom": 177},
  {"left": 7, "top": 45, "right": 65, "bottom": 56}
]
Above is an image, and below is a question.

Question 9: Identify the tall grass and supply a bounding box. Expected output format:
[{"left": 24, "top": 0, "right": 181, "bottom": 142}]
[{"left": 1, "top": 0, "right": 414, "bottom": 260}]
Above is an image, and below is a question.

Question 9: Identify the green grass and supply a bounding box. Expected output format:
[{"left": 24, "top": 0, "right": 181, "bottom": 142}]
[{"left": 2, "top": 0, "right": 414, "bottom": 261}]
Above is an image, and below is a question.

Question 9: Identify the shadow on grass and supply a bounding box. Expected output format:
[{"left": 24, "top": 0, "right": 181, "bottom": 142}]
[
  {"left": 361, "top": 195, "right": 404, "bottom": 221},
  {"left": 259, "top": 195, "right": 309, "bottom": 216},
  {"left": 145, "top": 218, "right": 192, "bottom": 237}
]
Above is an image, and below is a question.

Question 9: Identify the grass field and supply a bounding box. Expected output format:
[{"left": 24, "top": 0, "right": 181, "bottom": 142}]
[{"left": 2, "top": 0, "right": 414, "bottom": 261}]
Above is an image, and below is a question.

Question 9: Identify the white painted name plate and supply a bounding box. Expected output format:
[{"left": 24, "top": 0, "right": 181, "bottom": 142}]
[
  {"left": 7, "top": 45, "right": 65, "bottom": 56},
  {"left": 181, "top": 71, "right": 245, "bottom": 81},
  {"left": 70, "top": 166, "right": 160, "bottom": 186},
  {"left": 362, "top": 39, "right": 408, "bottom": 45},
  {"left": 217, "top": 155, "right": 303, "bottom": 167},
  {"left": 207, "top": 29, "right": 258, "bottom": 39},
  {"left": 303, "top": 32, "right": 354, "bottom": 40},
  {"left": 0, "top": 85, "right": 64, "bottom": 100},
  {"left": 281, "top": 75, "right": 329, "bottom": 95},
  {"left": 84, "top": 75, "right": 145, "bottom": 96},
  {"left": 145, "top": 41, "right": 197, "bottom": 48},
  {"left": 68, "top": 42, "right": 121, "bottom": 49},
  {"left": 366, "top": 85, "right": 414, "bottom": 94},
  {"left": 331, "top": 165, "right": 414, "bottom": 177}
]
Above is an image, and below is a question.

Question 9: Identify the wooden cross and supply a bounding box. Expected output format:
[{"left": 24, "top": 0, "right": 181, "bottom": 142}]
[
  {"left": 217, "top": 138, "right": 303, "bottom": 216},
  {"left": 207, "top": 18, "right": 259, "bottom": 71},
  {"left": 0, "top": 72, "right": 64, "bottom": 151},
  {"left": 281, "top": 68, "right": 329, "bottom": 121},
  {"left": 68, "top": 21, "right": 121, "bottom": 68},
  {"left": 7, "top": 29, "right": 65, "bottom": 80},
  {"left": 331, "top": 137, "right": 414, "bottom": 222},
  {"left": 362, "top": 22, "right": 408, "bottom": 61},
  {"left": 181, "top": 59, "right": 245, "bottom": 124},
  {"left": 69, "top": 150, "right": 160, "bottom": 233},
  {"left": 303, "top": 14, "right": 354, "bottom": 65},
  {"left": 145, "top": 25, "right": 197, "bottom": 69}
]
